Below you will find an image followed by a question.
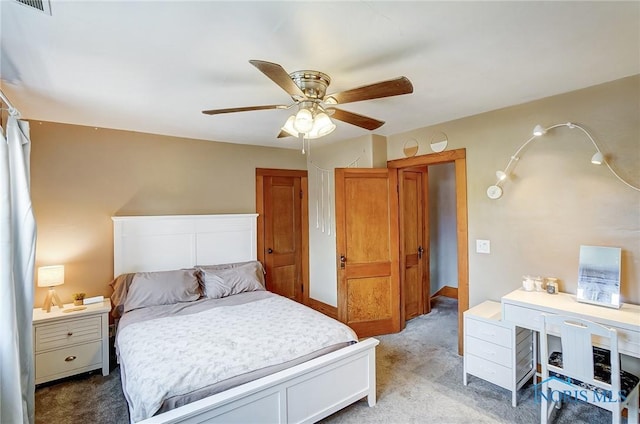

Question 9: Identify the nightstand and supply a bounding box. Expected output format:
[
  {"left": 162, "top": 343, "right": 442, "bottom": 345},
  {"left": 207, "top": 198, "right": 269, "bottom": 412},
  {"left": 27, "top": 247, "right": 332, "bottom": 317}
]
[
  {"left": 32, "top": 299, "right": 111, "bottom": 385},
  {"left": 463, "top": 300, "right": 535, "bottom": 407}
]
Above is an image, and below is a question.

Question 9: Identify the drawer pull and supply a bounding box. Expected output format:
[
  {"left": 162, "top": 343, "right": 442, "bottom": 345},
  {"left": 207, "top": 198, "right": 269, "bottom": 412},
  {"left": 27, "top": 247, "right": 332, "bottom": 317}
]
[
  {"left": 64, "top": 356, "right": 76, "bottom": 362},
  {"left": 67, "top": 332, "right": 73, "bottom": 336}
]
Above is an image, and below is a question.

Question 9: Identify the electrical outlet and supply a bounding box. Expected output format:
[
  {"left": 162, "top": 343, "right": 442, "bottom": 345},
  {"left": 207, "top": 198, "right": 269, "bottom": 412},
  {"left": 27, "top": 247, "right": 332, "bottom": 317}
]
[{"left": 476, "top": 239, "right": 491, "bottom": 254}]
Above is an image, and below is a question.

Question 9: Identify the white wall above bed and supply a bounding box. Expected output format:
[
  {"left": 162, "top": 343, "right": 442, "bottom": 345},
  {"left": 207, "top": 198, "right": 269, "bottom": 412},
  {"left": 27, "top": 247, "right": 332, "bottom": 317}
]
[{"left": 112, "top": 214, "right": 258, "bottom": 276}]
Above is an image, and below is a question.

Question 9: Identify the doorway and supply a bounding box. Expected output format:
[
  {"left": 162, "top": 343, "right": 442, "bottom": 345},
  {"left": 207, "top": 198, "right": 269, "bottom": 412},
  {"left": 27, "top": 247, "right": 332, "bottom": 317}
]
[{"left": 388, "top": 149, "right": 468, "bottom": 355}]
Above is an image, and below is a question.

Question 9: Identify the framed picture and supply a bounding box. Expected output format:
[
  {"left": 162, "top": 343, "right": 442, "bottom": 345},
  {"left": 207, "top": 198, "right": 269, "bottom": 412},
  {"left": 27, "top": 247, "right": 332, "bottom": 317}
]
[{"left": 576, "top": 245, "right": 622, "bottom": 309}]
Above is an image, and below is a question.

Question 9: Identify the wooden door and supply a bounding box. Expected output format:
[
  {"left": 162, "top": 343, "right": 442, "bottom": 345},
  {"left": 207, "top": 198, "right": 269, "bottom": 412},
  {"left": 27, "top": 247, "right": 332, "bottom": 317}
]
[
  {"left": 399, "top": 167, "right": 430, "bottom": 322},
  {"left": 256, "top": 169, "right": 308, "bottom": 303},
  {"left": 335, "top": 168, "right": 401, "bottom": 337}
]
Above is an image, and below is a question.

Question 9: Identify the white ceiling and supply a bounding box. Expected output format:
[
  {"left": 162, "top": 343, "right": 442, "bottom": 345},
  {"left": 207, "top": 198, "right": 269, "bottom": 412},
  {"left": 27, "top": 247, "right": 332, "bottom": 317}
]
[{"left": 1, "top": 1, "right": 638, "bottom": 149}]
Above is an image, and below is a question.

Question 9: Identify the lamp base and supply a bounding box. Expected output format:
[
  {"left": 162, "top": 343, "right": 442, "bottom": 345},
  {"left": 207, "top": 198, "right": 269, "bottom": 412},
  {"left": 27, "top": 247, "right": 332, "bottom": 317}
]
[{"left": 42, "top": 287, "right": 63, "bottom": 313}]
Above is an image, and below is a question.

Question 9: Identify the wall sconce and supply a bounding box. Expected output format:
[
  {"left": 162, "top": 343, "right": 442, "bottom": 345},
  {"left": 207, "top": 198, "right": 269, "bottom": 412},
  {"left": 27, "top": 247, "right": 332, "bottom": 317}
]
[
  {"left": 486, "top": 122, "right": 640, "bottom": 199},
  {"left": 38, "top": 265, "right": 65, "bottom": 312}
]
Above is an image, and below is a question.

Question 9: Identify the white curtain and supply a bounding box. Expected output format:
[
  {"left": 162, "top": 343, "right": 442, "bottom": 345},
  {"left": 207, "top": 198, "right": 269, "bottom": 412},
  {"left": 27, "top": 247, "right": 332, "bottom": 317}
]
[{"left": 0, "top": 116, "right": 36, "bottom": 424}]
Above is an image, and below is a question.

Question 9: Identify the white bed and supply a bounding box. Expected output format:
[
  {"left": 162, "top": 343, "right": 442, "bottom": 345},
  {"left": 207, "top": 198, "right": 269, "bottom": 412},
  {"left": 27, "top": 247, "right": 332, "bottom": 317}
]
[{"left": 112, "top": 214, "right": 379, "bottom": 424}]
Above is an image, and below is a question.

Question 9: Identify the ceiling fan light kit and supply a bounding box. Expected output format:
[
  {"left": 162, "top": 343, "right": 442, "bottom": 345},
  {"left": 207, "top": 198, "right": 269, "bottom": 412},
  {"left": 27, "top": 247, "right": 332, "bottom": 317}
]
[
  {"left": 281, "top": 110, "right": 336, "bottom": 140},
  {"left": 202, "top": 60, "right": 414, "bottom": 147}
]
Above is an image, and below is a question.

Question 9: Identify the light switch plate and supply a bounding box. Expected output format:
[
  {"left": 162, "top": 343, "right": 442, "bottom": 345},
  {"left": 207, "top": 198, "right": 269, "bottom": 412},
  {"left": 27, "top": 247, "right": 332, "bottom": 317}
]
[{"left": 476, "top": 239, "right": 491, "bottom": 254}]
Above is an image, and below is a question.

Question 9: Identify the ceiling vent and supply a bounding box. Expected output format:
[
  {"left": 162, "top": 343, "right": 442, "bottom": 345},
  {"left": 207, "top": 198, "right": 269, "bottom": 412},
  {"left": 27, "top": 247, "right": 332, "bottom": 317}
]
[{"left": 14, "top": 0, "right": 52, "bottom": 15}]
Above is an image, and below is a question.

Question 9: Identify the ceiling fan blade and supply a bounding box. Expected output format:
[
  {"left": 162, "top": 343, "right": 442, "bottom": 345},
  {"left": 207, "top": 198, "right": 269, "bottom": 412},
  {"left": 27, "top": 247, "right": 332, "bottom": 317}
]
[
  {"left": 324, "top": 76, "right": 413, "bottom": 105},
  {"left": 202, "top": 105, "right": 287, "bottom": 115},
  {"left": 249, "top": 60, "right": 306, "bottom": 100},
  {"left": 327, "top": 108, "right": 385, "bottom": 131}
]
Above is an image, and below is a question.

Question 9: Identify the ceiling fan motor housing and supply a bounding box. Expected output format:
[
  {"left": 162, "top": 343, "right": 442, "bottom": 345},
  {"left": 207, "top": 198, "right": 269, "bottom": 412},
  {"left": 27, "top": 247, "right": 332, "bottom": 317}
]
[{"left": 289, "top": 70, "right": 331, "bottom": 100}]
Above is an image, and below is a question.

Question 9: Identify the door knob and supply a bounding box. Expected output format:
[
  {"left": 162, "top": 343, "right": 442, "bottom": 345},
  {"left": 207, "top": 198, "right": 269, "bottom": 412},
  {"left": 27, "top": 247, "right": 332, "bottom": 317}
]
[
  {"left": 418, "top": 246, "right": 424, "bottom": 259},
  {"left": 267, "top": 248, "right": 273, "bottom": 254},
  {"left": 340, "top": 255, "right": 346, "bottom": 269}
]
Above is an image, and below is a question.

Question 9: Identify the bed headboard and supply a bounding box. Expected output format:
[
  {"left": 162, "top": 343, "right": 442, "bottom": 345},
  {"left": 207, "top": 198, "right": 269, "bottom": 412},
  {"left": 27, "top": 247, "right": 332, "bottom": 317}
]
[{"left": 112, "top": 214, "right": 258, "bottom": 276}]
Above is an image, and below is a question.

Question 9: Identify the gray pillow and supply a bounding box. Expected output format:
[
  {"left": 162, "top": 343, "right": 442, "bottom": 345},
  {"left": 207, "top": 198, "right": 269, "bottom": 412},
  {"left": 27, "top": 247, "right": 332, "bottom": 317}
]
[
  {"left": 124, "top": 269, "right": 200, "bottom": 313},
  {"left": 199, "top": 261, "right": 265, "bottom": 299}
]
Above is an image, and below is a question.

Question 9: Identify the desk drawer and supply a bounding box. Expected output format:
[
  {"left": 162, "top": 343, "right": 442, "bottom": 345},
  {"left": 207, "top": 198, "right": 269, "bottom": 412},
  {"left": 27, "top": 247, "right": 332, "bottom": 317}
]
[
  {"left": 503, "top": 304, "right": 543, "bottom": 331},
  {"left": 466, "top": 318, "right": 511, "bottom": 348},
  {"left": 593, "top": 328, "right": 640, "bottom": 358},
  {"left": 466, "top": 336, "right": 512, "bottom": 366},
  {"left": 35, "top": 316, "right": 102, "bottom": 352},
  {"left": 466, "top": 353, "right": 511, "bottom": 390}
]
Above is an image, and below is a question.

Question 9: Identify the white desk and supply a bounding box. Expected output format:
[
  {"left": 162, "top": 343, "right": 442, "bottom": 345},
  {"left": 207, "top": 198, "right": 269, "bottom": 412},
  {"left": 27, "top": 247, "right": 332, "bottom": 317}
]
[{"left": 501, "top": 289, "right": 640, "bottom": 359}]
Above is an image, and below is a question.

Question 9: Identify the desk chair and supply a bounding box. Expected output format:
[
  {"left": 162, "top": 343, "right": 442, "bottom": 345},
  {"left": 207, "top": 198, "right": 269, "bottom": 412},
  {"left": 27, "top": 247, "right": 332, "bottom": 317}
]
[{"left": 539, "top": 314, "right": 639, "bottom": 424}]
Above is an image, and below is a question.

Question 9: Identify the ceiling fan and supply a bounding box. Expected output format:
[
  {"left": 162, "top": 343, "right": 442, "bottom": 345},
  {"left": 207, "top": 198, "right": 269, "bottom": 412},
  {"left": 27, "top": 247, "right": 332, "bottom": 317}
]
[{"left": 202, "top": 60, "right": 414, "bottom": 140}]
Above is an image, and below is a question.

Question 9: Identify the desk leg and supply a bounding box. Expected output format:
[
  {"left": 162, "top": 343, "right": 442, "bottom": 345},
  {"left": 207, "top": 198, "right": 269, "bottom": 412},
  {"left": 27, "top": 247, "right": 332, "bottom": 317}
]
[{"left": 534, "top": 331, "right": 539, "bottom": 384}]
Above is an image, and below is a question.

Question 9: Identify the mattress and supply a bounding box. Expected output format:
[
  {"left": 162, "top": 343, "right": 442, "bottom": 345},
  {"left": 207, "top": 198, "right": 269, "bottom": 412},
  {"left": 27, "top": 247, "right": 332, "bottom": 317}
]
[{"left": 116, "top": 290, "right": 357, "bottom": 422}]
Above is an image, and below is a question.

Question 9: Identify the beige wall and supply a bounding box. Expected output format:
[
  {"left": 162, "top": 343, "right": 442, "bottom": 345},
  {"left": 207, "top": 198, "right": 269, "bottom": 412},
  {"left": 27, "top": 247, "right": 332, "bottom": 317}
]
[
  {"left": 30, "top": 122, "right": 307, "bottom": 306},
  {"left": 30, "top": 75, "right": 640, "bottom": 310},
  {"left": 388, "top": 75, "right": 640, "bottom": 305}
]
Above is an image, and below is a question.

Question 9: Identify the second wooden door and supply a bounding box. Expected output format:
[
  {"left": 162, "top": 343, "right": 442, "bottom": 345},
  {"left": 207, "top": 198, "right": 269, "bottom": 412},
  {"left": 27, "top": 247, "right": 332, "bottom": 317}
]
[{"left": 399, "top": 167, "right": 430, "bottom": 322}]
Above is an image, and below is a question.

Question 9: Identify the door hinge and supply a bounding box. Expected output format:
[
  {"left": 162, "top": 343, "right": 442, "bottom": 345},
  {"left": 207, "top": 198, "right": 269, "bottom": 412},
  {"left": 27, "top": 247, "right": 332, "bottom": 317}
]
[
  {"left": 300, "top": 190, "right": 303, "bottom": 199},
  {"left": 301, "top": 284, "right": 304, "bottom": 293}
]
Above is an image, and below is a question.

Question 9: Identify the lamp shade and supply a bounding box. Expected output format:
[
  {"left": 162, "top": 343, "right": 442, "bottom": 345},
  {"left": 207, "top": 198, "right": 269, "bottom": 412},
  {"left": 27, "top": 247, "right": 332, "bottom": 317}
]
[
  {"left": 293, "top": 108, "right": 313, "bottom": 134},
  {"left": 532, "top": 124, "right": 546, "bottom": 137},
  {"left": 281, "top": 115, "right": 299, "bottom": 137},
  {"left": 307, "top": 112, "right": 336, "bottom": 139},
  {"left": 591, "top": 151, "right": 604, "bottom": 165},
  {"left": 38, "top": 265, "right": 65, "bottom": 287}
]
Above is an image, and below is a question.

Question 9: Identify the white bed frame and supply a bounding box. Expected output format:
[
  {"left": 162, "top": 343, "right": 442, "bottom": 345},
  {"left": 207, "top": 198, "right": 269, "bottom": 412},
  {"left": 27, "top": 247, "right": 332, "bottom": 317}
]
[{"left": 112, "top": 214, "right": 379, "bottom": 424}]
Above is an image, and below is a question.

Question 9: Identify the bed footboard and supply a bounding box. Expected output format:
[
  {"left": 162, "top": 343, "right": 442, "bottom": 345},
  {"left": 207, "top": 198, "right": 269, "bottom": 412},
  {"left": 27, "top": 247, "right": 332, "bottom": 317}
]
[{"left": 139, "top": 337, "right": 379, "bottom": 424}]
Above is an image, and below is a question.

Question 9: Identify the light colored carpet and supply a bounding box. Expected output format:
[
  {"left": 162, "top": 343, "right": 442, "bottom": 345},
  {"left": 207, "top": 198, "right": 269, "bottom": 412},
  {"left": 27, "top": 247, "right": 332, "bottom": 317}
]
[{"left": 35, "top": 297, "right": 615, "bottom": 423}]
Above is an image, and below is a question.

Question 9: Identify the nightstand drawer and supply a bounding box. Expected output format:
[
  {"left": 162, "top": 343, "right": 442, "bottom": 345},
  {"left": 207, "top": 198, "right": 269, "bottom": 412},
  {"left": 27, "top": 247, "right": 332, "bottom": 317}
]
[
  {"left": 466, "top": 336, "right": 512, "bottom": 366},
  {"left": 465, "top": 318, "right": 511, "bottom": 348},
  {"left": 466, "top": 353, "right": 511, "bottom": 390},
  {"left": 35, "top": 316, "right": 102, "bottom": 352},
  {"left": 35, "top": 340, "right": 102, "bottom": 381}
]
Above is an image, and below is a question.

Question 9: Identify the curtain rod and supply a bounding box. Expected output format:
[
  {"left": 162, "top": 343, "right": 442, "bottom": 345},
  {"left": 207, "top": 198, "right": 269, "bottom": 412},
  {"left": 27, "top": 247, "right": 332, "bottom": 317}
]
[{"left": 0, "top": 89, "right": 20, "bottom": 117}]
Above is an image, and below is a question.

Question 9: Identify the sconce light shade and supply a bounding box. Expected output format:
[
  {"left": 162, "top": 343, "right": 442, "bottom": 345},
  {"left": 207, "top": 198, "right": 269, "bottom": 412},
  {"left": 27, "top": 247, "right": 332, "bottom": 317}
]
[
  {"left": 532, "top": 124, "right": 546, "bottom": 137},
  {"left": 38, "top": 265, "right": 65, "bottom": 312},
  {"left": 591, "top": 151, "right": 604, "bottom": 165},
  {"left": 38, "top": 265, "right": 65, "bottom": 287}
]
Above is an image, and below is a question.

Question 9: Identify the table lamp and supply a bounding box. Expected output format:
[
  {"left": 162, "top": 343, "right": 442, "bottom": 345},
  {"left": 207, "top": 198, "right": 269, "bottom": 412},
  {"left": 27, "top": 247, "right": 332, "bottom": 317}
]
[{"left": 38, "top": 265, "right": 64, "bottom": 312}]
